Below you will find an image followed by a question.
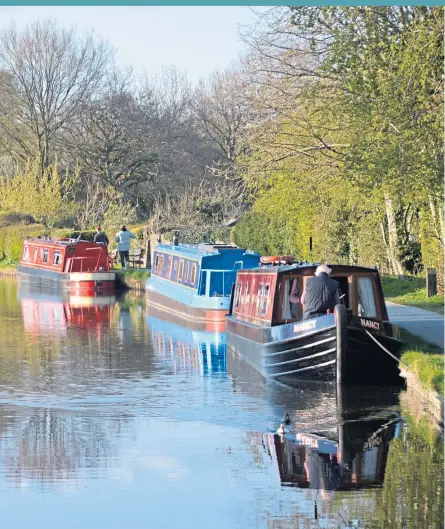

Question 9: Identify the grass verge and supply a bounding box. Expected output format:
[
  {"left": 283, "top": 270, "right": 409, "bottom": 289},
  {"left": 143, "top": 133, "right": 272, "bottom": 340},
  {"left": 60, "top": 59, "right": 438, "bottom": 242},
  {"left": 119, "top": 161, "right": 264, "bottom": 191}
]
[
  {"left": 0, "top": 258, "right": 17, "bottom": 273},
  {"left": 118, "top": 269, "right": 151, "bottom": 281},
  {"left": 381, "top": 275, "right": 443, "bottom": 314},
  {"left": 400, "top": 328, "right": 444, "bottom": 396}
]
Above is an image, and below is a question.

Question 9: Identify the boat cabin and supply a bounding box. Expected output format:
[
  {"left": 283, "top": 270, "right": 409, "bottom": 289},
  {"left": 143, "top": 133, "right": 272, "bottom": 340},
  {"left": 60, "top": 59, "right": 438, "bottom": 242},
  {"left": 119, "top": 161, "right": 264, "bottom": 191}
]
[
  {"left": 231, "top": 261, "right": 389, "bottom": 327},
  {"left": 151, "top": 243, "right": 260, "bottom": 297},
  {"left": 20, "top": 237, "right": 111, "bottom": 273}
]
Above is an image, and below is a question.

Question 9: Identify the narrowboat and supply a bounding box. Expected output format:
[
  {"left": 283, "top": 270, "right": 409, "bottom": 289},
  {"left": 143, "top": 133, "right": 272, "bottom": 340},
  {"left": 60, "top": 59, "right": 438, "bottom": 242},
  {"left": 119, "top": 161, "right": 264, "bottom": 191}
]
[
  {"left": 17, "top": 237, "right": 115, "bottom": 294},
  {"left": 145, "top": 243, "right": 260, "bottom": 328},
  {"left": 146, "top": 305, "right": 226, "bottom": 376},
  {"left": 226, "top": 259, "right": 403, "bottom": 385}
]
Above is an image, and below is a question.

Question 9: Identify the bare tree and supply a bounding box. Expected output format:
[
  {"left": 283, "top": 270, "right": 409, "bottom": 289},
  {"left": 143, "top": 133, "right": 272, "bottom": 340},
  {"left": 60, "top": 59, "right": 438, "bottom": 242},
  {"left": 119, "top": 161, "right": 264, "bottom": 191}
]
[
  {"left": 193, "top": 68, "right": 255, "bottom": 181},
  {"left": 0, "top": 20, "right": 112, "bottom": 171}
]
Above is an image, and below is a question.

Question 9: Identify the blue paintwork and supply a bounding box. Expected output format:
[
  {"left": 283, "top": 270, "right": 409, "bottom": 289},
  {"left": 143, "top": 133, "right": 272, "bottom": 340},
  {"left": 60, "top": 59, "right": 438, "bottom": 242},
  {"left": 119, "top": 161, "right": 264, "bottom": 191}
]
[
  {"left": 146, "top": 244, "right": 260, "bottom": 311},
  {"left": 146, "top": 314, "right": 227, "bottom": 374}
]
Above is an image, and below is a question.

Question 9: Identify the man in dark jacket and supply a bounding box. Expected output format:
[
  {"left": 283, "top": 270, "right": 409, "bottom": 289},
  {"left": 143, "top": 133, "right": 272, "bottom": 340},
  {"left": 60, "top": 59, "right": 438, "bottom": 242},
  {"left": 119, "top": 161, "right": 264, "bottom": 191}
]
[
  {"left": 301, "top": 264, "right": 341, "bottom": 320},
  {"left": 94, "top": 226, "right": 109, "bottom": 245}
]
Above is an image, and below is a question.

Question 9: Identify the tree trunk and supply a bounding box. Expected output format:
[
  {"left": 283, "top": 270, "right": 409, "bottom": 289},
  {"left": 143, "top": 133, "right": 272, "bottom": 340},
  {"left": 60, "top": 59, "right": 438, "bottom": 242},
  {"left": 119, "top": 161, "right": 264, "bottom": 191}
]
[{"left": 384, "top": 195, "right": 406, "bottom": 276}]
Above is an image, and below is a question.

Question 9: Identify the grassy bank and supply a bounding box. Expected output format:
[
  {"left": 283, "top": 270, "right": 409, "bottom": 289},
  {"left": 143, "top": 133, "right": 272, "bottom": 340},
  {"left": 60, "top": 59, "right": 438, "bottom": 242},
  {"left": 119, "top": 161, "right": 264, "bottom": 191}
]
[
  {"left": 400, "top": 328, "right": 444, "bottom": 396},
  {"left": 381, "top": 275, "right": 443, "bottom": 314},
  {"left": 115, "top": 269, "right": 150, "bottom": 291}
]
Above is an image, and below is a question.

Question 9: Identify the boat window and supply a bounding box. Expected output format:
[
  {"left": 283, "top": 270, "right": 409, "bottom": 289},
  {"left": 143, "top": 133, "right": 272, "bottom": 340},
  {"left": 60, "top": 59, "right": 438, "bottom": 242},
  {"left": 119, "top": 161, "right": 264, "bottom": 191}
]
[
  {"left": 357, "top": 277, "right": 377, "bottom": 318},
  {"left": 166, "top": 256, "right": 173, "bottom": 278},
  {"left": 184, "top": 262, "right": 189, "bottom": 282},
  {"left": 234, "top": 282, "right": 242, "bottom": 308},
  {"left": 53, "top": 250, "right": 61, "bottom": 266},
  {"left": 257, "top": 284, "right": 264, "bottom": 313},
  {"left": 154, "top": 254, "right": 160, "bottom": 274},
  {"left": 198, "top": 271, "right": 207, "bottom": 295},
  {"left": 281, "top": 279, "right": 292, "bottom": 320},
  {"left": 23, "top": 245, "right": 29, "bottom": 261},
  {"left": 190, "top": 264, "right": 197, "bottom": 284},
  {"left": 178, "top": 260, "right": 184, "bottom": 281},
  {"left": 242, "top": 282, "right": 249, "bottom": 308},
  {"left": 42, "top": 248, "right": 49, "bottom": 264},
  {"left": 155, "top": 254, "right": 164, "bottom": 275},
  {"left": 210, "top": 272, "right": 223, "bottom": 296},
  {"left": 261, "top": 284, "right": 270, "bottom": 314},
  {"left": 34, "top": 247, "right": 38, "bottom": 262}
]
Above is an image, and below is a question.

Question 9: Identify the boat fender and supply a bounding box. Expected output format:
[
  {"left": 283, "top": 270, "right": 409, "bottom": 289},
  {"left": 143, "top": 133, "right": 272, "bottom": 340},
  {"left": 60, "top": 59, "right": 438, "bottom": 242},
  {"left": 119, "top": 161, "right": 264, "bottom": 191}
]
[{"left": 260, "top": 255, "right": 280, "bottom": 264}]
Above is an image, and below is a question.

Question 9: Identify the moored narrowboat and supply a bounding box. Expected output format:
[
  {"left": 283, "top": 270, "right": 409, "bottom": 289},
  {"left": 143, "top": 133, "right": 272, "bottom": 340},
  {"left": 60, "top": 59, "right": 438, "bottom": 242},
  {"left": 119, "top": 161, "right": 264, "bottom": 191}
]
[
  {"left": 145, "top": 243, "right": 260, "bottom": 328},
  {"left": 226, "top": 259, "right": 403, "bottom": 385},
  {"left": 17, "top": 237, "right": 115, "bottom": 294}
]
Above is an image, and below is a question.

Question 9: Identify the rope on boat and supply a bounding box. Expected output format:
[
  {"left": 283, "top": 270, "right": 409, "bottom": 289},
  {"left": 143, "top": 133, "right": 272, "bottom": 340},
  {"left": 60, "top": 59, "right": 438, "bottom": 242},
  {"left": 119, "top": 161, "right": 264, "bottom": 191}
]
[
  {"left": 364, "top": 329, "right": 410, "bottom": 368},
  {"left": 365, "top": 330, "right": 443, "bottom": 420}
]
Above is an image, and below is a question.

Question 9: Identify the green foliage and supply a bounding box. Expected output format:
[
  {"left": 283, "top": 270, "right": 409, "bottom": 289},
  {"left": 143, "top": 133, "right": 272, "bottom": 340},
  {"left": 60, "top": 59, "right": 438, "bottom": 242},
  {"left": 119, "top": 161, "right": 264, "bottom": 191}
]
[
  {"left": 0, "top": 224, "right": 46, "bottom": 262},
  {"left": 0, "top": 159, "right": 79, "bottom": 229},
  {"left": 400, "top": 329, "right": 444, "bottom": 395},
  {"left": 382, "top": 275, "right": 444, "bottom": 314},
  {"left": 240, "top": 7, "right": 443, "bottom": 281}
]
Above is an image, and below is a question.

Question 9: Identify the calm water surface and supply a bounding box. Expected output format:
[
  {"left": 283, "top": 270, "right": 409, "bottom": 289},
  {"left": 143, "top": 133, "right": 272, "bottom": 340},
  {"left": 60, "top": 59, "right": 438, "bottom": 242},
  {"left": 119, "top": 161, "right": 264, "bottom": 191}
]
[{"left": 0, "top": 279, "right": 443, "bottom": 529}]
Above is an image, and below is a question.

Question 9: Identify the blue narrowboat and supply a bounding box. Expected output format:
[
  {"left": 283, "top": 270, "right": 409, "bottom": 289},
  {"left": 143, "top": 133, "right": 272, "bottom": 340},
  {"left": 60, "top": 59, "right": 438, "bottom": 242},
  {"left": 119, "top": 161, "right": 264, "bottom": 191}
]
[{"left": 145, "top": 243, "right": 260, "bottom": 329}]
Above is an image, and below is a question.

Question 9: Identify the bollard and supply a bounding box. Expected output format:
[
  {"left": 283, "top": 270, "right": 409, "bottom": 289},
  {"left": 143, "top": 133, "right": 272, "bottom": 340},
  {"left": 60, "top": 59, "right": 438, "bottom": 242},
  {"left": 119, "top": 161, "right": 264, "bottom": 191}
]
[{"left": 427, "top": 268, "right": 437, "bottom": 297}]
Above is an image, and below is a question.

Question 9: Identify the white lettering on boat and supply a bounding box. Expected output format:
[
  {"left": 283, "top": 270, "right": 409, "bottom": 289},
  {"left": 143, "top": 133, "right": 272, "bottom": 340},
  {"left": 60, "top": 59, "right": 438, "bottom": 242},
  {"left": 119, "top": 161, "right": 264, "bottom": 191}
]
[
  {"left": 360, "top": 318, "right": 380, "bottom": 331},
  {"left": 293, "top": 320, "right": 316, "bottom": 333}
]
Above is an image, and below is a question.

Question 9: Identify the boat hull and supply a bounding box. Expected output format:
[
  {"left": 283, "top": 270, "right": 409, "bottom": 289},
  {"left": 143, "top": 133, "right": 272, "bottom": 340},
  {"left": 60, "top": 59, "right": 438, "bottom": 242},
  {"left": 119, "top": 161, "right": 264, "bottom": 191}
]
[
  {"left": 226, "top": 311, "right": 403, "bottom": 385},
  {"left": 17, "top": 264, "right": 116, "bottom": 294},
  {"left": 146, "top": 281, "right": 229, "bottom": 330}
]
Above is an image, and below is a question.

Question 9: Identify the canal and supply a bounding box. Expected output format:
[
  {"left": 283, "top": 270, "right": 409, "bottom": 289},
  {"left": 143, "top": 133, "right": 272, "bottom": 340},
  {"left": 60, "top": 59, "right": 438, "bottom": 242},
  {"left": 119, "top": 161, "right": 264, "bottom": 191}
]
[{"left": 0, "top": 278, "right": 443, "bottom": 529}]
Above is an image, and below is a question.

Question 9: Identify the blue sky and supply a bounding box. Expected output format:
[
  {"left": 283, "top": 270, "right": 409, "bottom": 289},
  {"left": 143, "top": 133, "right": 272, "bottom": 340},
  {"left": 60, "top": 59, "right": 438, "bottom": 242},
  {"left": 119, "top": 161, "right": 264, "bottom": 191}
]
[{"left": 0, "top": 7, "right": 259, "bottom": 83}]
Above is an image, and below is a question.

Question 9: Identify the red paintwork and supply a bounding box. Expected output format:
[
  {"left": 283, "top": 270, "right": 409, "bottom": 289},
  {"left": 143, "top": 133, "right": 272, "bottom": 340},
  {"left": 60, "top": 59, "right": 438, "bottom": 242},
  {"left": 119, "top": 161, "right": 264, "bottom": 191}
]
[
  {"left": 19, "top": 237, "right": 115, "bottom": 293},
  {"left": 20, "top": 238, "right": 112, "bottom": 273},
  {"left": 232, "top": 270, "right": 277, "bottom": 326}
]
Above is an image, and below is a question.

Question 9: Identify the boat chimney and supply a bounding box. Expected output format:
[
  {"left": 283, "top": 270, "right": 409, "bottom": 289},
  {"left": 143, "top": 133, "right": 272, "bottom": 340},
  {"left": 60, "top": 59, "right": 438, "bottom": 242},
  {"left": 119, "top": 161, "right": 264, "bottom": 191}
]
[{"left": 173, "top": 230, "right": 179, "bottom": 246}]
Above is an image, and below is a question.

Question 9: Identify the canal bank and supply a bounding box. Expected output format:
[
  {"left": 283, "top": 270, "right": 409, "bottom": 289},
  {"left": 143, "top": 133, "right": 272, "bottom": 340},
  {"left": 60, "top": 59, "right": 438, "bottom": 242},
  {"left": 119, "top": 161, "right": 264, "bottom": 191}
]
[{"left": 115, "top": 269, "right": 151, "bottom": 291}]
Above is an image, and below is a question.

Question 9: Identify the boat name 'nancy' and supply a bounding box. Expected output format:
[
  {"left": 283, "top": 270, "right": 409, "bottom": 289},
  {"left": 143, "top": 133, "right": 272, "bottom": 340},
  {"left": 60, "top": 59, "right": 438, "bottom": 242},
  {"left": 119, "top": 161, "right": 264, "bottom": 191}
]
[
  {"left": 360, "top": 318, "right": 380, "bottom": 330},
  {"left": 293, "top": 320, "right": 316, "bottom": 333}
]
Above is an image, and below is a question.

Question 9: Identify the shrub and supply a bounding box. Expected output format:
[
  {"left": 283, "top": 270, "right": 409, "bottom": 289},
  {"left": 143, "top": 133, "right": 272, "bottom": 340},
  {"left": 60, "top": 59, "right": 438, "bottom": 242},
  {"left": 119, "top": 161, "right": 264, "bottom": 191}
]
[
  {"left": 0, "top": 212, "right": 36, "bottom": 227},
  {"left": 0, "top": 224, "right": 46, "bottom": 261}
]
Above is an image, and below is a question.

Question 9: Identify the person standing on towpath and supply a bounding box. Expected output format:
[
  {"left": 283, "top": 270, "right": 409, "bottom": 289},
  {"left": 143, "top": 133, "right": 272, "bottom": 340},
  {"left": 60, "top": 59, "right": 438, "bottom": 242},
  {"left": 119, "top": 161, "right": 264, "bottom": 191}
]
[
  {"left": 94, "top": 226, "right": 109, "bottom": 245},
  {"left": 115, "top": 226, "right": 136, "bottom": 268}
]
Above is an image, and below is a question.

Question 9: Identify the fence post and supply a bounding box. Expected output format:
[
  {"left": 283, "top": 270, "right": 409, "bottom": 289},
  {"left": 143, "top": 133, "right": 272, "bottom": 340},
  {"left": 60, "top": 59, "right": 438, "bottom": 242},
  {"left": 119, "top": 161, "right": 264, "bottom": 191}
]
[{"left": 426, "top": 268, "right": 437, "bottom": 297}]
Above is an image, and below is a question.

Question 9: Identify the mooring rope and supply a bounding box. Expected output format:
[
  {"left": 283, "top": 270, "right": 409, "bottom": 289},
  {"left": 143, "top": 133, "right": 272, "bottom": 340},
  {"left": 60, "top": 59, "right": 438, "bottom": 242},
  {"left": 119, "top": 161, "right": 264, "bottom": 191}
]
[
  {"left": 365, "top": 330, "right": 443, "bottom": 420},
  {"left": 364, "top": 329, "right": 410, "bottom": 368}
]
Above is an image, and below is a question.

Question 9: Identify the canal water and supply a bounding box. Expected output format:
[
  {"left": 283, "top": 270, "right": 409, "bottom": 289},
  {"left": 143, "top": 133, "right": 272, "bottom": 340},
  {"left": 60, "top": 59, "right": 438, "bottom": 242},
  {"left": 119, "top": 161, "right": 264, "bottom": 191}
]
[{"left": 0, "top": 279, "right": 443, "bottom": 529}]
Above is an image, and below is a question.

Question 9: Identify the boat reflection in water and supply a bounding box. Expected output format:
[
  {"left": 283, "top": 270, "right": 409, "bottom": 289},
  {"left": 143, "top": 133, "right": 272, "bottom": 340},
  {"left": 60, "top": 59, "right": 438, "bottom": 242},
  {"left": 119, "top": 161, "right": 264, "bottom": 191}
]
[
  {"left": 227, "top": 347, "right": 401, "bottom": 511},
  {"left": 254, "top": 415, "right": 399, "bottom": 493},
  {"left": 146, "top": 305, "right": 226, "bottom": 376},
  {"left": 18, "top": 283, "right": 116, "bottom": 337}
]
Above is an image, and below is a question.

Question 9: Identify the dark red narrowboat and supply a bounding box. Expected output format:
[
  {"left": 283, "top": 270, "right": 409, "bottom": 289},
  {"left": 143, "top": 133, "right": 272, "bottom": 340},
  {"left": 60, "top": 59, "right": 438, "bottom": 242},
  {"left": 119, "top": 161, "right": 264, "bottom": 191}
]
[
  {"left": 17, "top": 237, "right": 116, "bottom": 294},
  {"left": 226, "top": 258, "right": 403, "bottom": 385}
]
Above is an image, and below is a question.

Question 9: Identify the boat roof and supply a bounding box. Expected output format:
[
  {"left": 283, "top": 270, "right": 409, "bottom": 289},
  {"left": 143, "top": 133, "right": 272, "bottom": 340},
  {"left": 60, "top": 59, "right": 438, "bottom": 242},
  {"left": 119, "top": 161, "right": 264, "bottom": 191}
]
[
  {"left": 24, "top": 237, "right": 95, "bottom": 247},
  {"left": 155, "top": 243, "right": 256, "bottom": 257},
  {"left": 240, "top": 262, "right": 378, "bottom": 274}
]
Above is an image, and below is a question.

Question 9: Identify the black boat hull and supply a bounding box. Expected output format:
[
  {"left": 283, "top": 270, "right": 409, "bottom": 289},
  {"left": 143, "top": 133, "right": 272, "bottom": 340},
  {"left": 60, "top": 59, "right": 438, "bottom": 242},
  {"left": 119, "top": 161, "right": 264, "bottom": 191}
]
[{"left": 226, "top": 307, "right": 403, "bottom": 385}]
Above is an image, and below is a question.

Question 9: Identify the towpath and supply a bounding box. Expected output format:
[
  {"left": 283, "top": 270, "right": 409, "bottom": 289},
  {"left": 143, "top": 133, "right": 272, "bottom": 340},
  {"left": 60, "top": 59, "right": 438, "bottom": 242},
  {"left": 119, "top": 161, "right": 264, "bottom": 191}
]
[{"left": 386, "top": 302, "right": 444, "bottom": 350}]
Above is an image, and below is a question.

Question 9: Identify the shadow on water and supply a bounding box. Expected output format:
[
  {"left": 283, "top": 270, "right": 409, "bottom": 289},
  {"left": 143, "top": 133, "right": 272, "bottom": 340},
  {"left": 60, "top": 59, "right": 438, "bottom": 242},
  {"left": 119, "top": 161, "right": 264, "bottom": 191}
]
[{"left": 0, "top": 280, "right": 442, "bottom": 529}]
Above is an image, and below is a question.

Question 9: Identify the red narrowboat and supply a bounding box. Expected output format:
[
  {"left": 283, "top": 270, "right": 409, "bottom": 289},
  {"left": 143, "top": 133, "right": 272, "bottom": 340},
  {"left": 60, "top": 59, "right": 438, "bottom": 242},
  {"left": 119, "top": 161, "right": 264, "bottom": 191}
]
[
  {"left": 17, "top": 237, "right": 116, "bottom": 294},
  {"left": 226, "top": 258, "right": 403, "bottom": 385}
]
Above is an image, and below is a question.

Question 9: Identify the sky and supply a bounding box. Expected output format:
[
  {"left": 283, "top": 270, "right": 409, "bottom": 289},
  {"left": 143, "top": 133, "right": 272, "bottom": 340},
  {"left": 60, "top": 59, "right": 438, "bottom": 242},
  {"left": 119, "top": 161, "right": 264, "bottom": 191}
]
[{"left": 0, "top": 7, "right": 259, "bottom": 83}]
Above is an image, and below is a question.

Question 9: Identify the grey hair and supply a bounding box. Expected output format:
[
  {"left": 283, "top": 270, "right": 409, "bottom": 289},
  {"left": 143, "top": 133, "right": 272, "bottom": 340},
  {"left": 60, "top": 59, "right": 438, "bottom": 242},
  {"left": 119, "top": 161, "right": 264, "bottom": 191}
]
[{"left": 315, "top": 264, "right": 332, "bottom": 276}]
